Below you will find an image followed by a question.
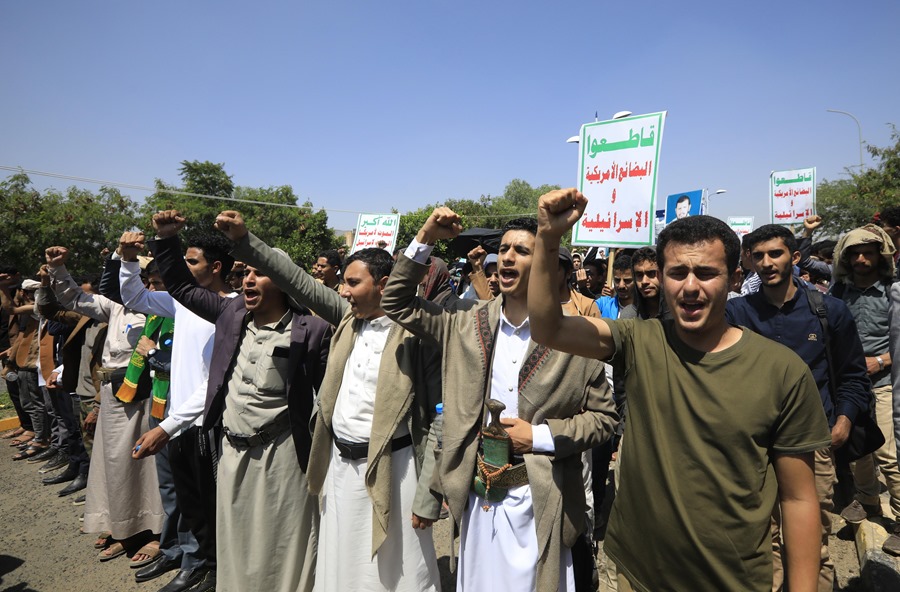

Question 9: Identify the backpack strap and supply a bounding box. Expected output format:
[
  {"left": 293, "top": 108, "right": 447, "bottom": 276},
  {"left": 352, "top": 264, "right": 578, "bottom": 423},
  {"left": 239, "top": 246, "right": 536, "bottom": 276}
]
[{"left": 805, "top": 288, "right": 839, "bottom": 409}]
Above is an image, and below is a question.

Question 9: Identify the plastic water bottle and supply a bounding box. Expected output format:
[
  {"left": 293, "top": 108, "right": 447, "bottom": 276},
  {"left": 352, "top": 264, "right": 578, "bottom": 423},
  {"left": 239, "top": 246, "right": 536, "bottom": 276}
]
[{"left": 434, "top": 403, "right": 443, "bottom": 450}]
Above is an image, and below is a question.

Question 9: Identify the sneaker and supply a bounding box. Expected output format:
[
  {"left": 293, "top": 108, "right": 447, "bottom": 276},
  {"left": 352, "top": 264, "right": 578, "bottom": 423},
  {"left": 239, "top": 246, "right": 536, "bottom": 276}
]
[
  {"left": 840, "top": 499, "right": 883, "bottom": 524},
  {"left": 72, "top": 495, "right": 86, "bottom": 506},
  {"left": 38, "top": 450, "right": 69, "bottom": 473}
]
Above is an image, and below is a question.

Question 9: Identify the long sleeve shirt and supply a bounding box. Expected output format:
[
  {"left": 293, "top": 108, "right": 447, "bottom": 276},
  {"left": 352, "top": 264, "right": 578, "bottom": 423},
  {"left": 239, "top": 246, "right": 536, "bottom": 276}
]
[
  {"left": 48, "top": 264, "right": 144, "bottom": 369},
  {"left": 119, "top": 260, "right": 229, "bottom": 438},
  {"left": 726, "top": 279, "right": 871, "bottom": 426}
]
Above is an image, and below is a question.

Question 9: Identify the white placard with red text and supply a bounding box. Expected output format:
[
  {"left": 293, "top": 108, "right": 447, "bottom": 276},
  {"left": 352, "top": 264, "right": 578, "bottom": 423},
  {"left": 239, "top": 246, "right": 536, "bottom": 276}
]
[
  {"left": 770, "top": 167, "right": 815, "bottom": 224},
  {"left": 572, "top": 111, "right": 666, "bottom": 247},
  {"left": 727, "top": 216, "right": 755, "bottom": 240},
  {"left": 351, "top": 213, "right": 400, "bottom": 254}
]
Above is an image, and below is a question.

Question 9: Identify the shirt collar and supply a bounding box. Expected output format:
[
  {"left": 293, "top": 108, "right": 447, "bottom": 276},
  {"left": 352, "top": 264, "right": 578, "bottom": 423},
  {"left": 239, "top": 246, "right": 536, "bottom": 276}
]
[
  {"left": 499, "top": 309, "right": 530, "bottom": 332},
  {"left": 846, "top": 280, "right": 886, "bottom": 296},
  {"left": 749, "top": 276, "right": 805, "bottom": 309},
  {"left": 248, "top": 308, "right": 293, "bottom": 331},
  {"left": 367, "top": 314, "right": 394, "bottom": 330}
]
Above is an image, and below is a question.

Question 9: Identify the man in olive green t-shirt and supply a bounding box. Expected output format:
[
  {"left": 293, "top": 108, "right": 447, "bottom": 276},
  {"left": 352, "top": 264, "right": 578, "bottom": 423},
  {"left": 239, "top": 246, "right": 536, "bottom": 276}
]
[{"left": 528, "top": 189, "right": 830, "bottom": 592}]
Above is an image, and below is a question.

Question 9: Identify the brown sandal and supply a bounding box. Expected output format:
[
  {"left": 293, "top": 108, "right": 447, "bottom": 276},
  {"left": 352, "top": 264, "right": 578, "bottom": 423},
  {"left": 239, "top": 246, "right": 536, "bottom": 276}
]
[
  {"left": 130, "top": 543, "right": 161, "bottom": 568},
  {"left": 98, "top": 542, "right": 126, "bottom": 561},
  {"left": 9, "top": 431, "right": 34, "bottom": 446},
  {"left": 94, "top": 532, "right": 114, "bottom": 549},
  {"left": 1, "top": 427, "right": 26, "bottom": 439}
]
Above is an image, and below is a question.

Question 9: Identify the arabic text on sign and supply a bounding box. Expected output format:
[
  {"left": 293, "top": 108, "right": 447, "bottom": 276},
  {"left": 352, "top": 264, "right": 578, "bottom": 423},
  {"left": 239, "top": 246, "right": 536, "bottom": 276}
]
[
  {"left": 587, "top": 125, "right": 656, "bottom": 159},
  {"left": 585, "top": 160, "right": 654, "bottom": 185},
  {"left": 580, "top": 210, "right": 650, "bottom": 233}
]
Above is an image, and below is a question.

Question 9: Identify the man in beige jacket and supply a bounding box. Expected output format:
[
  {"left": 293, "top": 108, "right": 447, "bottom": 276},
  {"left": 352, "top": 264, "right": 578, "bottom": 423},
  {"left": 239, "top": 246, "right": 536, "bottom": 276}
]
[{"left": 382, "top": 208, "right": 617, "bottom": 592}]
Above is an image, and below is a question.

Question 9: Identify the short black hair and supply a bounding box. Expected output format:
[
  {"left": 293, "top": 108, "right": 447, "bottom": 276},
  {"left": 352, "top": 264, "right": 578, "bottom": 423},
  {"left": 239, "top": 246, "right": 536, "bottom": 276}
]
[
  {"left": 880, "top": 206, "right": 900, "bottom": 228},
  {"left": 744, "top": 224, "right": 798, "bottom": 254},
  {"left": 582, "top": 258, "right": 605, "bottom": 275},
  {"left": 812, "top": 239, "right": 837, "bottom": 259},
  {"left": 676, "top": 194, "right": 691, "bottom": 206},
  {"left": 631, "top": 246, "right": 657, "bottom": 268},
  {"left": 317, "top": 250, "right": 342, "bottom": 268},
  {"left": 187, "top": 232, "right": 235, "bottom": 280},
  {"left": 501, "top": 217, "right": 538, "bottom": 236},
  {"left": 613, "top": 254, "right": 632, "bottom": 273},
  {"left": 145, "top": 260, "right": 160, "bottom": 276},
  {"left": 657, "top": 215, "right": 741, "bottom": 273},
  {"left": 344, "top": 247, "right": 394, "bottom": 282}
]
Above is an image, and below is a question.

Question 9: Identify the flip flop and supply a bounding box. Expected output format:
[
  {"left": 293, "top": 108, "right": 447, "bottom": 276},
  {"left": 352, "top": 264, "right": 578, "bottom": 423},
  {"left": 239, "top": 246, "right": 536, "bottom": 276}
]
[
  {"left": 98, "top": 542, "right": 126, "bottom": 561},
  {"left": 12, "top": 444, "right": 47, "bottom": 461},
  {"left": 130, "top": 543, "right": 161, "bottom": 568},
  {"left": 94, "top": 532, "right": 114, "bottom": 549}
]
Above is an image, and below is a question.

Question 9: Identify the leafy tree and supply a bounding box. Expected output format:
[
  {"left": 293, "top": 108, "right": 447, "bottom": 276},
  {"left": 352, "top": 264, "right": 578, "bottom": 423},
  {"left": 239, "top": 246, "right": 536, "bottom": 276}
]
[
  {"left": 234, "top": 186, "right": 342, "bottom": 269},
  {"left": 140, "top": 161, "right": 341, "bottom": 270},
  {"left": 393, "top": 180, "right": 564, "bottom": 262},
  {"left": 495, "top": 179, "right": 561, "bottom": 212},
  {"left": 0, "top": 173, "right": 139, "bottom": 276},
  {"left": 815, "top": 178, "right": 864, "bottom": 236},
  {"left": 141, "top": 160, "right": 235, "bottom": 235},
  {"left": 817, "top": 126, "right": 900, "bottom": 236}
]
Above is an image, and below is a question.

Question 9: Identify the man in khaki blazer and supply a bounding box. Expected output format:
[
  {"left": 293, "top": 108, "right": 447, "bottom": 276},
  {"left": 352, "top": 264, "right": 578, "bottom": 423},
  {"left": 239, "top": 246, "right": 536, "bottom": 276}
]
[{"left": 382, "top": 208, "right": 617, "bottom": 592}]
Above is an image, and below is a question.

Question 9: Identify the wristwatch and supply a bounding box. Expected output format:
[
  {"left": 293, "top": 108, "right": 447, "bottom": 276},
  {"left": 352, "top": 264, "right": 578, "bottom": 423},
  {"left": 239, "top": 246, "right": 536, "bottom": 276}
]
[{"left": 876, "top": 356, "right": 885, "bottom": 371}]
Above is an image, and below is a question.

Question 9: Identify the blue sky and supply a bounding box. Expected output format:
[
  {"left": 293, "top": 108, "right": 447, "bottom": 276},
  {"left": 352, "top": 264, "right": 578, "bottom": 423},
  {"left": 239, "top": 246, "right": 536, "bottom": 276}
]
[{"left": 2, "top": 1, "right": 897, "bottom": 233}]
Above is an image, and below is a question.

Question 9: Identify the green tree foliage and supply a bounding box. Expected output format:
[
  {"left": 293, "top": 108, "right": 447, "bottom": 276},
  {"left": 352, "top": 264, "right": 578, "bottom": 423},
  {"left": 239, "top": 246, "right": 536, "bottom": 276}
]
[
  {"left": 141, "top": 160, "right": 341, "bottom": 270},
  {"left": 0, "top": 173, "right": 139, "bottom": 276},
  {"left": 141, "top": 160, "right": 235, "bottom": 235},
  {"left": 234, "top": 186, "right": 342, "bottom": 269},
  {"left": 394, "top": 179, "right": 563, "bottom": 261},
  {"left": 817, "top": 126, "right": 900, "bottom": 236},
  {"left": 2, "top": 161, "right": 562, "bottom": 279}
]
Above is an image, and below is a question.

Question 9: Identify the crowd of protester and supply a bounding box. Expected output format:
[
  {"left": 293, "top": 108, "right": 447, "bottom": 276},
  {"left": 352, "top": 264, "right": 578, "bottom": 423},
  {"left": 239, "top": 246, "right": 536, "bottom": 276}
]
[{"left": 2, "top": 194, "right": 900, "bottom": 592}]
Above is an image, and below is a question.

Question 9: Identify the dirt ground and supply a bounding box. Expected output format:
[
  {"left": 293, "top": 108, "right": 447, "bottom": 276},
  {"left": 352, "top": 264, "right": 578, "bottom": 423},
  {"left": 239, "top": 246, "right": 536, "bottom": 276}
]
[
  {"left": 0, "top": 422, "right": 458, "bottom": 592},
  {"left": 0, "top": 430, "right": 865, "bottom": 592},
  {"left": 0, "top": 371, "right": 864, "bottom": 592}
]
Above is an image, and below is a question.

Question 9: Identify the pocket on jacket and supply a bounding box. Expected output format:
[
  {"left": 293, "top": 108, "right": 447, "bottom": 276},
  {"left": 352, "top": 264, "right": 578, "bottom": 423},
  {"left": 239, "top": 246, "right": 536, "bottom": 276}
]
[{"left": 256, "top": 352, "right": 291, "bottom": 393}]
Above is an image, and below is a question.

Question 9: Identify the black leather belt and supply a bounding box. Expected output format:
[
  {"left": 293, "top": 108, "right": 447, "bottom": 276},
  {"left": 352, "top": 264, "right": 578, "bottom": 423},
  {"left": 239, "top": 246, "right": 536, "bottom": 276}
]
[
  {"left": 223, "top": 412, "right": 291, "bottom": 449},
  {"left": 96, "top": 366, "right": 127, "bottom": 384},
  {"left": 333, "top": 433, "right": 412, "bottom": 461}
]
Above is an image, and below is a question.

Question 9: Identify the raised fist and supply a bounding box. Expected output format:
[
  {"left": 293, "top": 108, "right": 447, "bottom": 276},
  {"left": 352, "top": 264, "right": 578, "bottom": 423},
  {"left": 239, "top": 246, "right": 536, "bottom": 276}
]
[
  {"left": 45, "top": 246, "right": 70, "bottom": 268},
  {"left": 118, "top": 231, "right": 146, "bottom": 262},
  {"left": 152, "top": 210, "right": 186, "bottom": 239},
  {"left": 537, "top": 189, "right": 587, "bottom": 240},
  {"left": 418, "top": 207, "right": 462, "bottom": 245},
  {"left": 467, "top": 246, "right": 487, "bottom": 271},
  {"left": 214, "top": 210, "right": 248, "bottom": 242}
]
